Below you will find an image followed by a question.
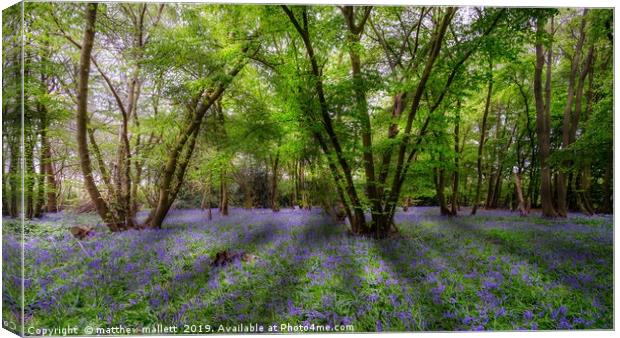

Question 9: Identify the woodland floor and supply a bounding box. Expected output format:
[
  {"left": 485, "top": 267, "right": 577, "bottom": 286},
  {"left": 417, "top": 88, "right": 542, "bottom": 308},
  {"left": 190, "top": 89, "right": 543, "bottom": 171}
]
[{"left": 2, "top": 207, "right": 613, "bottom": 332}]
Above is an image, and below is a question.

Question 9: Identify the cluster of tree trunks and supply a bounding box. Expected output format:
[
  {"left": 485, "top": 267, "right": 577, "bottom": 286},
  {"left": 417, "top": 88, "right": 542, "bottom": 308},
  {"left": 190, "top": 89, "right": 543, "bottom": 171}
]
[
  {"left": 73, "top": 3, "right": 254, "bottom": 230},
  {"left": 71, "top": 3, "right": 166, "bottom": 230},
  {"left": 281, "top": 6, "right": 510, "bottom": 237},
  {"left": 39, "top": 4, "right": 609, "bottom": 237}
]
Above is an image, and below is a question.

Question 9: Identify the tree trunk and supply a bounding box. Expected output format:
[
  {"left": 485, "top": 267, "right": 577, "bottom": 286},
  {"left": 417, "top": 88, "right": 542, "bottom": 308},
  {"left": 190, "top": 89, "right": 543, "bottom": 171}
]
[
  {"left": 35, "top": 135, "right": 45, "bottom": 218},
  {"left": 200, "top": 174, "right": 214, "bottom": 221},
  {"left": 342, "top": 6, "right": 386, "bottom": 234},
  {"left": 220, "top": 168, "right": 229, "bottom": 216},
  {"left": 2, "top": 148, "right": 8, "bottom": 216},
  {"left": 485, "top": 169, "right": 496, "bottom": 209},
  {"left": 534, "top": 15, "right": 557, "bottom": 217},
  {"left": 403, "top": 196, "right": 412, "bottom": 212},
  {"left": 434, "top": 153, "right": 452, "bottom": 216},
  {"left": 291, "top": 161, "right": 298, "bottom": 209},
  {"left": 451, "top": 106, "right": 460, "bottom": 215},
  {"left": 75, "top": 3, "right": 122, "bottom": 230},
  {"left": 40, "top": 116, "right": 57, "bottom": 213},
  {"left": 143, "top": 55, "right": 246, "bottom": 229},
  {"left": 299, "top": 160, "right": 310, "bottom": 209},
  {"left": 514, "top": 172, "right": 527, "bottom": 215},
  {"left": 270, "top": 152, "right": 280, "bottom": 212},
  {"left": 472, "top": 60, "right": 493, "bottom": 215},
  {"left": 579, "top": 164, "right": 595, "bottom": 215},
  {"left": 8, "top": 139, "right": 20, "bottom": 218},
  {"left": 24, "top": 130, "right": 35, "bottom": 219},
  {"left": 557, "top": 10, "right": 588, "bottom": 217},
  {"left": 208, "top": 173, "right": 213, "bottom": 220},
  {"left": 383, "top": 7, "right": 457, "bottom": 228}
]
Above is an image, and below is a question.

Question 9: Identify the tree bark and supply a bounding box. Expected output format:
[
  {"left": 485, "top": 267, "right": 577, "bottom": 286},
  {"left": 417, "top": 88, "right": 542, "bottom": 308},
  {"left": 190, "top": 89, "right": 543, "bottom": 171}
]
[
  {"left": 40, "top": 113, "right": 58, "bottom": 213},
  {"left": 270, "top": 152, "right": 280, "bottom": 212},
  {"left": 514, "top": 171, "right": 527, "bottom": 215},
  {"left": 220, "top": 168, "right": 229, "bottom": 216},
  {"left": 434, "top": 153, "right": 452, "bottom": 216},
  {"left": 574, "top": 48, "right": 596, "bottom": 215},
  {"left": 24, "top": 128, "right": 35, "bottom": 219},
  {"left": 557, "top": 10, "right": 588, "bottom": 217},
  {"left": 342, "top": 6, "right": 386, "bottom": 232},
  {"left": 8, "top": 139, "right": 19, "bottom": 218},
  {"left": 472, "top": 60, "right": 493, "bottom": 215},
  {"left": 75, "top": 3, "right": 123, "bottom": 230},
  {"left": 534, "top": 15, "right": 557, "bottom": 217},
  {"left": 451, "top": 104, "right": 461, "bottom": 215}
]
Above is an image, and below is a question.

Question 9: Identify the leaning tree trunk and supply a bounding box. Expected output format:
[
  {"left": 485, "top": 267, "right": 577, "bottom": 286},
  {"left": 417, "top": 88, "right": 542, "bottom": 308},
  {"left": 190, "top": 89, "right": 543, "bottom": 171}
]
[
  {"left": 75, "top": 3, "right": 122, "bottom": 231},
  {"left": 143, "top": 56, "right": 246, "bottom": 229}
]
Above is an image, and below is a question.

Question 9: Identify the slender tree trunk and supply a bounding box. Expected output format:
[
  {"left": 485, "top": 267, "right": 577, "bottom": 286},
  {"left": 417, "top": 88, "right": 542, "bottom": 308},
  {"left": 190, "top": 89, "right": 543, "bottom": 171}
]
[
  {"left": 491, "top": 166, "right": 503, "bottom": 208},
  {"left": 451, "top": 106, "right": 460, "bottom": 215},
  {"left": 472, "top": 60, "right": 493, "bottom": 215},
  {"left": 514, "top": 172, "right": 527, "bottom": 215},
  {"left": 384, "top": 7, "right": 457, "bottom": 227},
  {"left": 35, "top": 136, "right": 45, "bottom": 218},
  {"left": 270, "top": 152, "right": 280, "bottom": 212},
  {"left": 24, "top": 130, "right": 35, "bottom": 219},
  {"left": 485, "top": 168, "right": 496, "bottom": 209},
  {"left": 434, "top": 153, "right": 451, "bottom": 216},
  {"left": 8, "top": 139, "right": 20, "bottom": 218},
  {"left": 291, "top": 161, "right": 298, "bottom": 209},
  {"left": 534, "top": 15, "right": 557, "bottom": 217},
  {"left": 485, "top": 105, "right": 502, "bottom": 209},
  {"left": 403, "top": 196, "right": 412, "bottom": 212},
  {"left": 516, "top": 81, "right": 537, "bottom": 211},
  {"left": 558, "top": 10, "right": 588, "bottom": 217},
  {"left": 574, "top": 49, "right": 596, "bottom": 215},
  {"left": 208, "top": 173, "right": 213, "bottom": 220},
  {"left": 41, "top": 117, "right": 57, "bottom": 213},
  {"left": 220, "top": 168, "right": 229, "bottom": 216},
  {"left": 299, "top": 160, "right": 309, "bottom": 209}
]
